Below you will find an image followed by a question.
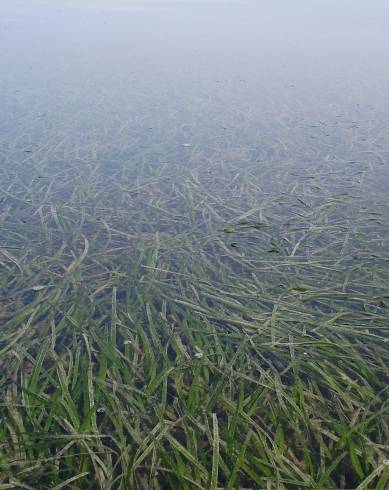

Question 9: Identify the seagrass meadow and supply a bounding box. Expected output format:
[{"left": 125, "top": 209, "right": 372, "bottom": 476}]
[{"left": 1, "top": 1, "right": 389, "bottom": 489}]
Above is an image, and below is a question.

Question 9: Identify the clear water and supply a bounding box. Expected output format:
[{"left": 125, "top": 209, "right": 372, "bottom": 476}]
[
  {"left": 1, "top": 1, "right": 389, "bottom": 488},
  {"left": 1, "top": 0, "right": 388, "bottom": 303}
]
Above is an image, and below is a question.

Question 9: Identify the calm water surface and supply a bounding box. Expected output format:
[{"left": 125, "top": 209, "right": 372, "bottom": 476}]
[
  {"left": 1, "top": 0, "right": 388, "bottom": 295},
  {"left": 1, "top": 1, "right": 389, "bottom": 488}
]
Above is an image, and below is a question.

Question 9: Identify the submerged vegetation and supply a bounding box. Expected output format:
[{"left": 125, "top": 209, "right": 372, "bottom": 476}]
[
  {"left": 1, "top": 0, "right": 389, "bottom": 481},
  {"left": 1, "top": 97, "right": 388, "bottom": 489}
]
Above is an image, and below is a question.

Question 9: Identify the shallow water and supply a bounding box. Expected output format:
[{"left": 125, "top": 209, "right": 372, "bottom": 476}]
[
  {"left": 1, "top": 0, "right": 389, "bottom": 308},
  {"left": 1, "top": 1, "right": 389, "bottom": 488}
]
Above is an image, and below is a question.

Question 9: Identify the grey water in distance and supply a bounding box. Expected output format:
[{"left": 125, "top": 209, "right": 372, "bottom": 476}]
[
  {"left": 1, "top": 0, "right": 389, "bottom": 196},
  {"left": 1, "top": 1, "right": 389, "bottom": 489}
]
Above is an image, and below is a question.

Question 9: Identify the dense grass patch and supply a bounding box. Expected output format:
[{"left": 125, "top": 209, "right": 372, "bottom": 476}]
[{"left": 1, "top": 89, "right": 389, "bottom": 488}]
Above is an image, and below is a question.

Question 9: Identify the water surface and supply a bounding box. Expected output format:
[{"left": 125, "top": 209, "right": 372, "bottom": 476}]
[{"left": 1, "top": 1, "right": 389, "bottom": 488}]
